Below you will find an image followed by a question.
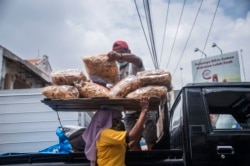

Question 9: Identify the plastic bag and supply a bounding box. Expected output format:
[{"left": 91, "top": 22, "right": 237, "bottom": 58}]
[
  {"left": 41, "top": 85, "right": 79, "bottom": 99},
  {"left": 137, "top": 69, "right": 172, "bottom": 91},
  {"left": 51, "top": 69, "right": 87, "bottom": 85},
  {"left": 75, "top": 81, "right": 110, "bottom": 98},
  {"left": 109, "top": 75, "right": 141, "bottom": 98},
  {"left": 82, "top": 54, "right": 119, "bottom": 85},
  {"left": 39, "top": 127, "right": 72, "bottom": 154},
  {"left": 126, "top": 85, "right": 168, "bottom": 104}
]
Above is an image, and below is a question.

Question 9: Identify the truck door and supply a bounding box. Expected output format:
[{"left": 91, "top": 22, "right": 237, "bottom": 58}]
[{"left": 204, "top": 88, "right": 250, "bottom": 166}]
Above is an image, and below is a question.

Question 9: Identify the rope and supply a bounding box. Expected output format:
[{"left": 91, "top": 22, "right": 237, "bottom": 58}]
[{"left": 56, "top": 111, "right": 65, "bottom": 133}]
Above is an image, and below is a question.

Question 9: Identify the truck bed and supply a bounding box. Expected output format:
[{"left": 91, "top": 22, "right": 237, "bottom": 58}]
[{"left": 0, "top": 149, "right": 184, "bottom": 166}]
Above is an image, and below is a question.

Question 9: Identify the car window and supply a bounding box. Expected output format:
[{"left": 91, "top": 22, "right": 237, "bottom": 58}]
[
  {"left": 205, "top": 89, "right": 250, "bottom": 131},
  {"left": 169, "top": 95, "right": 183, "bottom": 148},
  {"left": 210, "top": 114, "right": 241, "bottom": 129}
]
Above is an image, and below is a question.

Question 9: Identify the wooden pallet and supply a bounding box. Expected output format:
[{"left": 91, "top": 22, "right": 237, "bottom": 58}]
[{"left": 41, "top": 97, "right": 162, "bottom": 112}]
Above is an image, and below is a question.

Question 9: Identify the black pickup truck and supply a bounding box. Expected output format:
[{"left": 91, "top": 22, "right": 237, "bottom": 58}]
[{"left": 1, "top": 82, "right": 250, "bottom": 166}]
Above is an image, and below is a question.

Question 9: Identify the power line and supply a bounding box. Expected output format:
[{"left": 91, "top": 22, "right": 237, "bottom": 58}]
[
  {"left": 143, "top": 0, "right": 159, "bottom": 69},
  {"left": 134, "top": 0, "right": 159, "bottom": 69},
  {"left": 193, "top": 0, "right": 221, "bottom": 82},
  {"left": 159, "top": 0, "right": 171, "bottom": 68},
  {"left": 201, "top": 0, "right": 220, "bottom": 53},
  {"left": 134, "top": 0, "right": 221, "bottom": 82},
  {"left": 165, "top": 0, "right": 186, "bottom": 70},
  {"left": 172, "top": 0, "right": 204, "bottom": 77},
  {"left": 134, "top": 0, "right": 153, "bottom": 59}
]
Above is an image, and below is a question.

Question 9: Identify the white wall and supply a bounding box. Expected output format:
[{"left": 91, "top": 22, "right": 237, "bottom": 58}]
[{"left": 0, "top": 88, "right": 79, "bottom": 153}]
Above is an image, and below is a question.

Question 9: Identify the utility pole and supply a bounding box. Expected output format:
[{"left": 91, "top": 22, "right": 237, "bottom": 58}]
[
  {"left": 180, "top": 67, "right": 183, "bottom": 87},
  {"left": 240, "top": 49, "right": 246, "bottom": 81}
]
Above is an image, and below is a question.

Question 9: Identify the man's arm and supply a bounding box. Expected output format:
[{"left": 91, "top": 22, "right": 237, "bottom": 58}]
[
  {"left": 107, "top": 51, "right": 143, "bottom": 67},
  {"left": 127, "top": 97, "right": 149, "bottom": 143}
]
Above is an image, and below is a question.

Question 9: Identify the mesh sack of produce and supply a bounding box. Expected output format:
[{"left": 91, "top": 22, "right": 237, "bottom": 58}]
[
  {"left": 126, "top": 85, "right": 168, "bottom": 104},
  {"left": 41, "top": 85, "right": 79, "bottom": 99},
  {"left": 136, "top": 69, "right": 172, "bottom": 91},
  {"left": 110, "top": 75, "right": 141, "bottom": 98},
  {"left": 75, "top": 81, "right": 110, "bottom": 98},
  {"left": 50, "top": 69, "right": 87, "bottom": 85},
  {"left": 82, "top": 54, "right": 119, "bottom": 85}
]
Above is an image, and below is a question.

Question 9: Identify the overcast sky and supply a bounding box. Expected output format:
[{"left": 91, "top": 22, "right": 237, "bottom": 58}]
[{"left": 0, "top": 0, "right": 249, "bottom": 90}]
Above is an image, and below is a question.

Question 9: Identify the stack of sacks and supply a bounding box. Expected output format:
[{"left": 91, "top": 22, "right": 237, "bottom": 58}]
[
  {"left": 42, "top": 53, "right": 172, "bottom": 103},
  {"left": 109, "top": 69, "right": 172, "bottom": 104},
  {"left": 77, "top": 53, "right": 118, "bottom": 98},
  {"left": 42, "top": 69, "right": 87, "bottom": 99},
  {"left": 42, "top": 54, "right": 117, "bottom": 99}
]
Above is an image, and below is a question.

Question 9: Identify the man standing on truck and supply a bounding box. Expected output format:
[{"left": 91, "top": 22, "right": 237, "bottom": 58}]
[
  {"left": 82, "top": 97, "right": 150, "bottom": 166},
  {"left": 107, "top": 40, "right": 157, "bottom": 150}
]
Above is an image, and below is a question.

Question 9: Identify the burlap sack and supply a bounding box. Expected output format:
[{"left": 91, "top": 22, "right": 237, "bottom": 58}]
[
  {"left": 41, "top": 85, "right": 79, "bottom": 99},
  {"left": 51, "top": 69, "right": 87, "bottom": 85},
  {"left": 136, "top": 69, "right": 172, "bottom": 91},
  {"left": 110, "top": 75, "right": 141, "bottom": 98},
  {"left": 126, "top": 85, "right": 168, "bottom": 104},
  {"left": 75, "top": 81, "right": 110, "bottom": 98},
  {"left": 82, "top": 54, "right": 119, "bottom": 85}
]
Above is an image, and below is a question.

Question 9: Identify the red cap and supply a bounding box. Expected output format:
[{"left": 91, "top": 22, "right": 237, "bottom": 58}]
[{"left": 112, "top": 40, "right": 129, "bottom": 51}]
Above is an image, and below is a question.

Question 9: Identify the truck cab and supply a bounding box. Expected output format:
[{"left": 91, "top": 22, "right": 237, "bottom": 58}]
[{"left": 170, "top": 82, "right": 250, "bottom": 166}]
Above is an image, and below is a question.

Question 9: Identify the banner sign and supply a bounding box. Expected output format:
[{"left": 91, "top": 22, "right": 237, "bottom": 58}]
[{"left": 191, "top": 51, "right": 241, "bottom": 83}]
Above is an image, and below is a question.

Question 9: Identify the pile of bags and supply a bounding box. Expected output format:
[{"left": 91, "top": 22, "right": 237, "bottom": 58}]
[{"left": 42, "top": 54, "right": 172, "bottom": 104}]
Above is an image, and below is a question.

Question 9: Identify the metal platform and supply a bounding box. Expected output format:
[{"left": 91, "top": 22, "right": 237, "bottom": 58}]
[{"left": 41, "top": 97, "right": 161, "bottom": 112}]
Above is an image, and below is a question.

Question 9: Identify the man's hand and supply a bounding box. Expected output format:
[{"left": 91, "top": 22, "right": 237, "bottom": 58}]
[
  {"left": 140, "top": 97, "right": 150, "bottom": 113},
  {"left": 107, "top": 51, "right": 122, "bottom": 61}
]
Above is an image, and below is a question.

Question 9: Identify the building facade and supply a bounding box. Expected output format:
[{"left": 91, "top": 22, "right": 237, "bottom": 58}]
[{"left": 0, "top": 45, "right": 52, "bottom": 89}]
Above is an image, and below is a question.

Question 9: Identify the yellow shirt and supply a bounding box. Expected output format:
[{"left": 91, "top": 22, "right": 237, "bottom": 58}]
[{"left": 96, "top": 128, "right": 127, "bottom": 166}]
